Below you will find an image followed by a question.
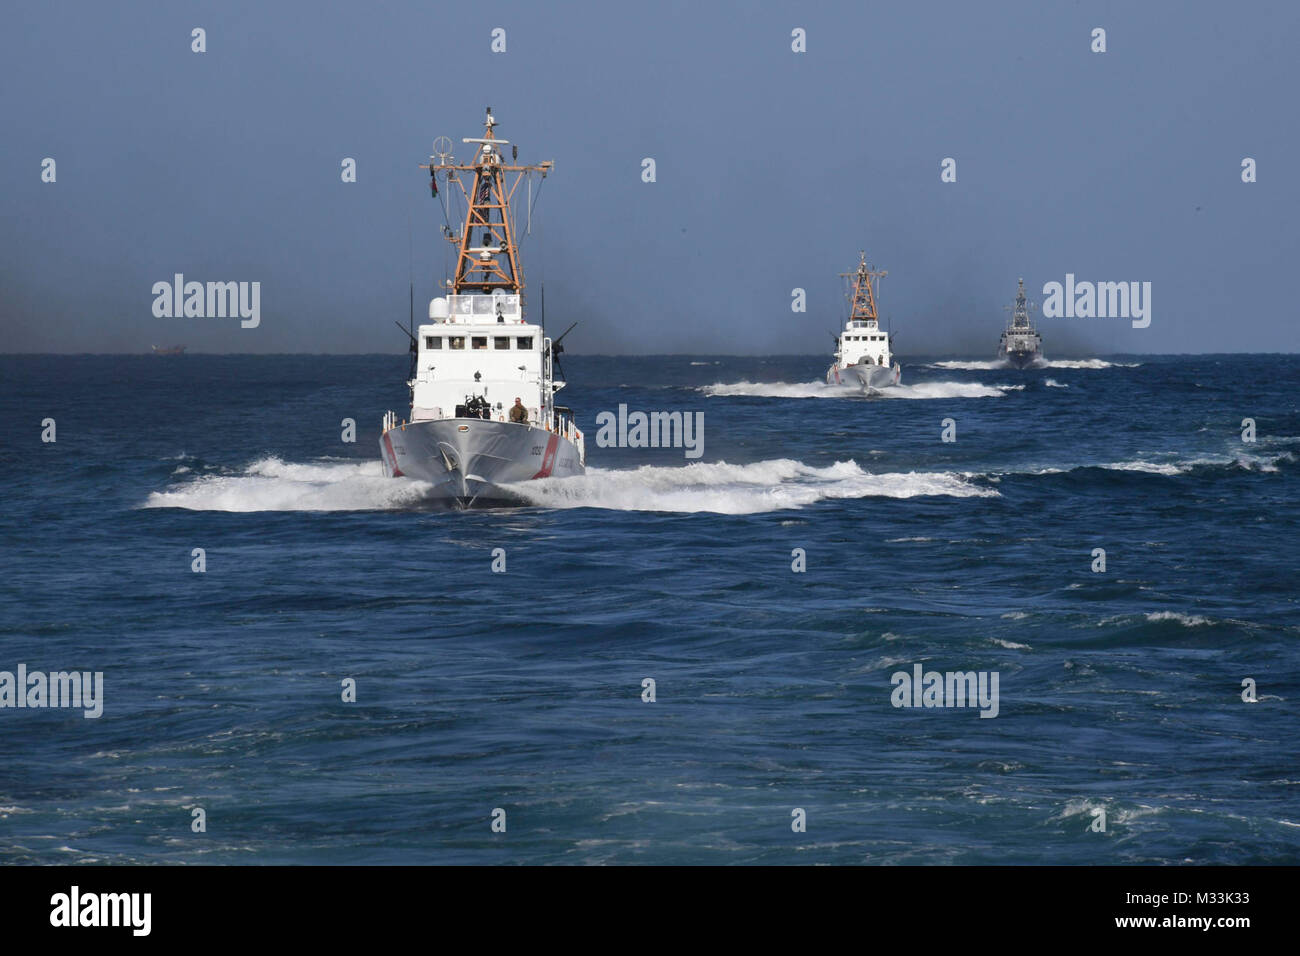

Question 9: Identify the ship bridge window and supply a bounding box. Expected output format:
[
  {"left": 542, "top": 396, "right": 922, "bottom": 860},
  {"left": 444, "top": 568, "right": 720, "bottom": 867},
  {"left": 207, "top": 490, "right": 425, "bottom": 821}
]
[
  {"left": 450, "top": 336, "right": 465, "bottom": 350},
  {"left": 472, "top": 336, "right": 488, "bottom": 350},
  {"left": 517, "top": 336, "right": 534, "bottom": 350},
  {"left": 494, "top": 336, "right": 510, "bottom": 350},
  {"left": 424, "top": 336, "right": 442, "bottom": 349}
]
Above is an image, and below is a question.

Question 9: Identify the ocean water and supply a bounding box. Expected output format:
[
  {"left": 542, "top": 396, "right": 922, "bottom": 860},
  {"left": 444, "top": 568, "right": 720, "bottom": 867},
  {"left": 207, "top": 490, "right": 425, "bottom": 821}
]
[{"left": 1, "top": 353, "right": 1297, "bottom": 864}]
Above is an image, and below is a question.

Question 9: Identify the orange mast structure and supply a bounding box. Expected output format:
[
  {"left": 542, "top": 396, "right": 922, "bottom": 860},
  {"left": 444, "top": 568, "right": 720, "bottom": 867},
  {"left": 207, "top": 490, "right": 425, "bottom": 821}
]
[
  {"left": 843, "top": 250, "right": 888, "bottom": 326},
  {"left": 421, "top": 107, "right": 553, "bottom": 300}
]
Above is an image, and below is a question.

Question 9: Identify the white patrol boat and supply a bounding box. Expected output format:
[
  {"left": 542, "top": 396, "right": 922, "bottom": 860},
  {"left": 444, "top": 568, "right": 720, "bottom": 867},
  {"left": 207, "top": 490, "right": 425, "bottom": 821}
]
[
  {"left": 379, "top": 108, "right": 584, "bottom": 507},
  {"left": 825, "top": 251, "right": 901, "bottom": 393},
  {"left": 997, "top": 278, "right": 1044, "bottom": 368}
]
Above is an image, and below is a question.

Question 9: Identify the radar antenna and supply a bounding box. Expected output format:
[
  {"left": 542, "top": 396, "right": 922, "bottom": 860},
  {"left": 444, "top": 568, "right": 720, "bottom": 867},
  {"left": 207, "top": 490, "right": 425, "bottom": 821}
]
[{"left": 432, "top": 136, "right": 454, "bottom": 165}]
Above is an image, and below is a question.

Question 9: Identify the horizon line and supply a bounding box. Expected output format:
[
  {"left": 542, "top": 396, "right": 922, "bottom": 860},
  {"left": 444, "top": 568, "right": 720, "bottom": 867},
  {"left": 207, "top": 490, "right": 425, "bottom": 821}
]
[{"left": 1, "top": 350, "right": 1298, "bottom": 359}]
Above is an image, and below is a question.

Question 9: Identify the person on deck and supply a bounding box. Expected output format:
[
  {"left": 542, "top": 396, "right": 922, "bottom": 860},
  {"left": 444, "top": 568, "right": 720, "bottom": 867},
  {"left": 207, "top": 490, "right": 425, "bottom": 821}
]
[{"left": 508, "top": 398, "right": 529, "bottom": 424}]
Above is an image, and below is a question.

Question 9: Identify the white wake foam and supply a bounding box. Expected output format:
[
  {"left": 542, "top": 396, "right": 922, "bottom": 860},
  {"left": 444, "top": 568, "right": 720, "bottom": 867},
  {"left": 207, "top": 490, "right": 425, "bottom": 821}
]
[
  {"left": 143, "top": 456, "right": 434, "bottom": 512},
  {"left": 926, "top": 360, "right": 1005, "bottom": 370},
  {"left": 504, "top": 459, "right": 997, "bottom": 513},
  {"left": 926, "top": 358, "right": 1138, "bottom": 370},
  {"left": 1100, "top": 460, "right": 1187, "bottom": 475},
  {"left": 1104, "top": 452, "right": 1293, "bottom": 476},
  {"left": 701, "top": 380, "right": 1019, "bottom": 400},
  {"left": 1046, "top": 359, "right": 1140, "bottom": 369},
  {"left": 144, "top": 455, "right": 996, "bottom": 514},
  {"left": 700, "top": 380, "right": 859, "bottom": 399},
  {"left": 1145, "top": 611, "right": 1212, "bottom": 627},
  {"left": 1044, "top": 378, "right": 1068, "bottom": 388},
  {"left": 1020, "top": 450, "right": 1294, "bottom": 478},
  {"left": 882, "top": 381, "right": 1022, "bottom": 399}
]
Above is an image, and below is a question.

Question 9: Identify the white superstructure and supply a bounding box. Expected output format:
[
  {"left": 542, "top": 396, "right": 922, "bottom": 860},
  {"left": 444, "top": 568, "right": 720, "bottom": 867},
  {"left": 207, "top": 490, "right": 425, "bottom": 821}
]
[
  {"left": 400, "top": 291, "right": 579, "bottom": 451},
  {"left": 836, "top": 317, "right": 893, "bottom": 370}
]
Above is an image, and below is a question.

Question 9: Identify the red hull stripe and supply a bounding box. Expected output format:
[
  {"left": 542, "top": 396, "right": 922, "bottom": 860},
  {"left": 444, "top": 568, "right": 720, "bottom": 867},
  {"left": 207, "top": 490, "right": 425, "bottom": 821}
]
[
  {"left": 531, "top": 433, "right": 560, "bottom": 479},
  {"left": 382, "top": 432, "right": 404, "bottom": 477}
]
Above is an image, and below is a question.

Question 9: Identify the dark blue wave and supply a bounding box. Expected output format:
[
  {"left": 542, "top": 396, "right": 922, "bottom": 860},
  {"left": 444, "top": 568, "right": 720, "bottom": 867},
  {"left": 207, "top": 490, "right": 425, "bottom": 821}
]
[{"left": 0, "top": 354, "right": 1297, "bottom": 864}]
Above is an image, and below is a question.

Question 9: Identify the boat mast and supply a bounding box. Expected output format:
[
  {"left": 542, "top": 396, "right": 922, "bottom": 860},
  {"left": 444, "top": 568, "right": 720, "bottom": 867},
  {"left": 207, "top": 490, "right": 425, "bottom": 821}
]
[
  {"left": 422, "top": 107, "right": 553, "bottom": 306},
  {"left": 1007, "top": 278, "right": 1036, "bottom": 329},
  {"left": 842, "top": 250, "right": 887, "bottom": 325}
]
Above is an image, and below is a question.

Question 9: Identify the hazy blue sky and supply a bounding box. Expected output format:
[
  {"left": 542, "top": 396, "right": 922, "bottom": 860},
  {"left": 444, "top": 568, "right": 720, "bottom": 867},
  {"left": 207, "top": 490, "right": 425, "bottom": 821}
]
[{"left": 3, "top": 0, "right": 1297, "bottom": 355}]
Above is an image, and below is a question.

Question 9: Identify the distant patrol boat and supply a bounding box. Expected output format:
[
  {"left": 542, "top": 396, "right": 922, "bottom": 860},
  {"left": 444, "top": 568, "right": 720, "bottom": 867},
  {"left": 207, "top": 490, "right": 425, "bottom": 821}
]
[
  {"left": 825, "top": 251, "right": 901, "bottom": 393},
  {"left": 379, "top": 108, "right": 585, "bottom": 507},
  {"left": 150, "top": 345, "right": 185, "bottom": 356},
  {"left": 997, "top": 278, "right": 1044, "bottom": 368}
]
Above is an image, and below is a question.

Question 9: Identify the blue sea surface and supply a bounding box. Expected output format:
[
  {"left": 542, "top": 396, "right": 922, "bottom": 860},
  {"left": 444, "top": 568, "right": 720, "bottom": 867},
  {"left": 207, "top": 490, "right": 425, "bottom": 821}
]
[{"left": 0, "top": 353, "right": 1297, "bottom": 864}]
